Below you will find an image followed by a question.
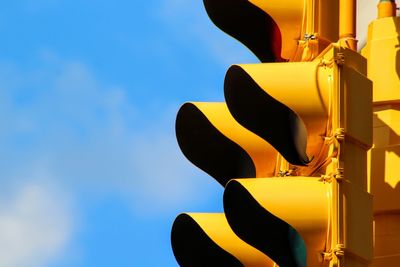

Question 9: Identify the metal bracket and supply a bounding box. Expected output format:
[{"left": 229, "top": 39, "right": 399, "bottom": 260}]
[
  {"left": 319, "top": 174, "right": 333, "bottom": 183},
  {"left": 334, "top": 167, "right": 345, "bottom": 182},
  {"left": 322, "top": 251, "right": 333, "bottom": 262},
  {"left": 334, "top": 128, "right": 345, "bottom": 142},
  {"left": 304, "top": 33, "right": 317, "bottom": 40},
  {"left": 334, "top": 53, "right": 345, "bottom": 66},
  {"left": 278, "top": 169, "right": 293, "bottom": 177},
  {"left": 322, "top": 244, "right": 345, "bottom": 264},
  {"left": 333, "top": 244, "right": 345, "bottom": 257}
]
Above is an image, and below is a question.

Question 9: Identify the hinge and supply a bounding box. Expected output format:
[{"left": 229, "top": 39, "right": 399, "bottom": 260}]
[
  {"left": 334, "top": 128, "right": 345, "bottom": 142},
  {"left": 333, "top": 244, "right": 345, "bottom": 257},
  {"left": 334, "top": 53, "right": 345, "bottom": 66},
  {"left": 304, "top": 33, "right": 317, "bottom": 40},
  {"left": 333, "top": 167, "right": 345, "bottom": 182}
]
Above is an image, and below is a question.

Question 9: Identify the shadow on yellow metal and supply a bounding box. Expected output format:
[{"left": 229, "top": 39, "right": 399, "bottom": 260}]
[
  {"left": 224, "top": 61, "right": 330, "bottom": 169},
  {"left": 172, "top": 43, "right": 374, "bottom": 266},
  {"left": 171, "top": 213, "right": 277, "bottom": 267},
  {"left": 224, "top": 177, "right": 332, "bottom": 267},
  {"left": 171, "top": 0, "right": 383, "bottom": 265},
  {"left": 362, "top": 16, "right": 400, "bottom": 103},
  {"left": 203, "top": 0, "right": 339, "bottom": 62},
  {"left": 220, "top": 44, "right": 373, "bottom": 267},
  {"left": 176, "top": 102, "right": 277, "bottom": 186},
  {"left": 361, "top": 7, "right": 400, "bottom": 267}
]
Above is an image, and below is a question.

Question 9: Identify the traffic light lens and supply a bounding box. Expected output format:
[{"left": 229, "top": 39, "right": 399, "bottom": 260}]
[
  {"left": 224, "top": 65, "right": 310, "bottom": 166},
  {"left": 171, "top": 213, "right": 244, "bottom": 267},
  {"left": 203, "top": 0, "right": 282, "bottom": 62},
  {"left": 176, "top": 103, "right": 256, "bottom": 186},
  {"left": 224, "top": 179, "right": 307, "bottom": 267}
]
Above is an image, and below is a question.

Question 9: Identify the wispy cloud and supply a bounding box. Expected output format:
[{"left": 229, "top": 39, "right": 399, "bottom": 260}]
[
  {"left": 0, "top": 183, "right": 73, "bottom": 267},
  {"left": 0, "top": 50, "right": 223, "bottom": 265},
  {"left": 0, "top": 51, "right": 218, "bottom": 215}
]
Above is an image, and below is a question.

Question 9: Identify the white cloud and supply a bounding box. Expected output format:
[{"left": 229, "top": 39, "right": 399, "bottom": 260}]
[
  {"left": 0, "top": 184, "right": 73, "bottom": 267},
  {"left": 0, "top": 52, "right": 220, "bottom": 216}
]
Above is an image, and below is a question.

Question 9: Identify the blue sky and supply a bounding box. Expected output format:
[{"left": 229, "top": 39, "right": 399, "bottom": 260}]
[
  {"left": 0, "top": 1, "right": 378, "bottom": 267},
  {"left": 0, "top": 1, "right": 258, "bottom": 267}
]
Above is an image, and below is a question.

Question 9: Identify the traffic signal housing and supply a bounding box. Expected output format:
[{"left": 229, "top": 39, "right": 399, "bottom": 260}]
[
  {"left": 203, "top": 0, "right": 340, "bottom": 62},
  {"left": 171, "top": 0, "right": 375, "bottom": 266},
  {"left": 172, "top": 44, "right": 373, "bottom": 267},
  {"left": 362, "top": 4, "right": 400, "bottom": 265},
  {"left": 176, "top": 102, "right": 278, "bottom": 186}
]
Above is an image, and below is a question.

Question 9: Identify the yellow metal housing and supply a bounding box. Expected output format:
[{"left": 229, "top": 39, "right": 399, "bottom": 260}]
[
  {"left": 377, "top": 0, "right": 397, "bottom": 19},
  {"left": 361, "top": 16, "right": 400, "bottom": 103},
  {"left": 224, "top": 177, "right": 332, "bottom": 267},
  {"left": 171, "top": 0, "right": 378, "bottom": 264},
  {"left": 203, "top": 0, "right": 340, "bottom": 62},
  {"left": 222, "top": 45, "right": 373, "bottom": 267},
  {"left": 171, "top": 213, "right": 277, "bottom": 266},
  {"left": 362, "top": 10, "right": 400, "bottom": 267},
  {"left": 224, "top": 61, "right": 331, "bottom": 170},
  {"left": 176, "top": 102, "right": 278, "bottom": 186}
]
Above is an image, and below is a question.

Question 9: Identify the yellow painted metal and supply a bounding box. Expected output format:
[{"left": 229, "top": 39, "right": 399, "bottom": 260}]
[
  {"left": 378, "top": 0, "right": 397, "bottom": 19},
  {"left": 235, "top": 61, "right": 329, "bottom": 118},
  {"left": 225, "top": 61, "right": 332, "bottom": 175},
  {"left": 171, "top": 0, "right": 378, "bottom": 266},
  {"left": 176, "top": 102, "right": 278, "bottom": 186},
  {"left": 250, "top": 0, "right": 341, "bottom": 61},
  {"left": 317, "top": 0, "right": 340, "bottom": 45},
  {"left": 339, "top": 0, "right": 357, "bottom": 50},
  {"left": 361, "top": 16, "right": 400, "bottom": 103},
  {"left": 233, "top": 62, "right": 330, "bottom": 117},
  {"left": 248, "top": 0, "right": 306, "bottom": 60},
  {"left": 368, "top": 107, "right": 400, "bottom": 266},
  {"left": 225, "top": 46, "right": 371, "bottom": 179},
  {"left": 224, "top": 177, "right": 332, "bottom": 267},
  {"left": 192, "top": 102, "right": 277, "bottom": 178},
  {"left": 222, "top": 45, "right": 373, "bottom": 267},
  {"left": 367, "top": 106, "right": 400, "bottom": 267},
  {"left": 171, "top": 213, "right": 277, "bottom": 266},
  {"left": 317, "top": 45, "right": 373, "bottom": 267},
  {"left": 340, "top": 180, "right": 373, "bottom": 264},
  {"left": 370, "top": 107, "right": 400, "bottom": 207},
  {"left": 373, "top": 214, "right": 400, "bottom": 266},
  {"left": 362, "top": 10, "right": 400, "bottom": 266}
]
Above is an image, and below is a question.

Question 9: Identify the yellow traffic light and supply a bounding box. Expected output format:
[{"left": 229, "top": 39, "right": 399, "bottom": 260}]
[
  {"left": 171, "top": 0, "right": 377, "bottom": 266},
  {"left": 224, "top": 61, "right": 331, "bottom": 167},
  {"left": 172, "top": 213, "right": 276, "bottom": 266},
  {"left": 221, "top": 45, "right": 373, "bottom": 267},
  {"left": 176, "top": 102, "right": 277, "bottom": 186},
  {"left": 203, "top": 0, "right": 340, "bottom": 62},
  {"left": 224, "top": 177, "right": 332, "bottom": 267},
  {"left": 172, "top": 44, "right": 373, "bottom": 267},
  {"left": 361, "top": 2, "right": 400, "bottom": 265}
]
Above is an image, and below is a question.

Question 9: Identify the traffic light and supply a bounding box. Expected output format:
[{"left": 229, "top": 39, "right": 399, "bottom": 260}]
[
  {"left": 176, "top": 102, "right": 277, "bottom": 186},
  {"left": 203, "top": 0, "right": 340, "bottom": 62},
  {"left": 171, "top": 0, "right": 374, "bottom": 266},
  {"left": 221, "top": 45, "right": 373, "bottom": 267},
  {"left": 361, "top": 2, "right": 400, "bottom": 265},
  {"left": 171, "top": 213, "right": 276, "bottom": 267}
]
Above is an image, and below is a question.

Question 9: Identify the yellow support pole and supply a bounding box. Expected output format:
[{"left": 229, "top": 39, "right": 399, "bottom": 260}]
[
  {"left": 339, "top": 0, "right": 357, "bottom": 51},
  {"left": 378, "top": 0, "right": 397, "bottom": 18}
]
